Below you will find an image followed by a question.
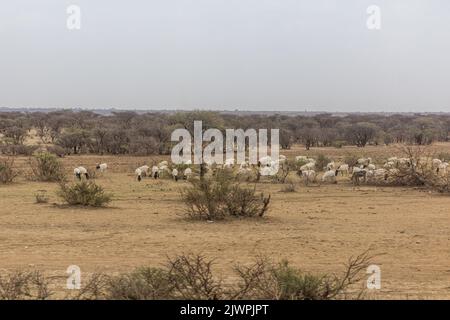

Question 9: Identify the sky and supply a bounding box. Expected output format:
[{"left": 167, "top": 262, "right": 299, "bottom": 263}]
[{"left": 0, "top": 0, "right": 449, "bottom": 112}]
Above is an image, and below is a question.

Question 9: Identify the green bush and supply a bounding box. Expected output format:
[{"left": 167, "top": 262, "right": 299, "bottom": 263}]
[
  {"left": 29, "top": 152, "right": 65, "bottom": 182},
  {"left": 182, "top": 169, "right": 270, "bottom": 220},
  {"left": 315, "top": 154, "right": 331, "bottom": 172},
  {"left": 58, "top": 181, "right": 112, "bottom": 207},
  {"left": 0, "top": 157, "right": 18, "bottom": 184}
]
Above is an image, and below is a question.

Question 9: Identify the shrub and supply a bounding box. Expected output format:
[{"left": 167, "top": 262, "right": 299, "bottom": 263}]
[
  {"left": 104, "top": 268, "right": 173, "bottom": 300},
  {"left": 232, "top": 250, "right": 374, "bottom": 300},
  {"left": 0, "top": 157, "right": 18, "bottom": 184},
  {"left": 182, "top": 169, "right": 270, "bottom": 220},
  {"left": 0, "top": 144, "right": 38, "bottom": 156},
  {"left": 0, "top": 271, "right": 52, "bottom": 300},
  {"left": 280, "top": 180, "right": 296, "bottom": 193},
  {"left": 58, "top": 181, "right": 112, "bottom": 207},
  {"left": 315, "top": 154, "right": 331, "bottom": 172},
  {"left": 35, "top": 190, "right": 49, "bottom": 204},
  {"left": 29, "top": 152, "right": 65, "bottom": 182}
]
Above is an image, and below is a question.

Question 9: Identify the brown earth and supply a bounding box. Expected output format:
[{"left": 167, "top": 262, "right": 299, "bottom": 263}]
[{"left": 1, "top": 144, "right": 450, "bottom": 299}]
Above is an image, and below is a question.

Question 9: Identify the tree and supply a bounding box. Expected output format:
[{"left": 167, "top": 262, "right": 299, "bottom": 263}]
[{"left": 345, "top": 122, "right": 378, "bottom": 147}]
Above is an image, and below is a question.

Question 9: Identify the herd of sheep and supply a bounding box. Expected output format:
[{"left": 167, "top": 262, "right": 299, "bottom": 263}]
[{"left": 71, "top": 155, "right": 450, "bottom": 186}]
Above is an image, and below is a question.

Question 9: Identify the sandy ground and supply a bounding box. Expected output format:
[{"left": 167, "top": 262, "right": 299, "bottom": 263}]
[{"left": 1, "top": 146, "right": 450, "bottom": 299}]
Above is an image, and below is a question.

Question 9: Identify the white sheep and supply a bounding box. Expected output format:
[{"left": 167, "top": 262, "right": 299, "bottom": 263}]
[
  {"left": 258, "top": 156, "right": 272, "bottom": 167},
  {"left": 367, "top": 164, "right": 376, "bottom": 171},
  {"left": 295, "top": 156, "right": 308, "bottom": 162},
  {"left": 74, "top": 167, "right": 89, "bottom": 180},
  {"left": 326, "top": 161, "right": 335, "bottom": 171},
  {"left": 300, "top": 162, "right": 315, "bottom": 171},
  {"left": 321, "top": 170, "right": 338, "bottom": 183},
  {"left": 96, "top": 163, "right": 107, "bottom": 173},
  {"left": 172, "top": 168, "right": 179, "bottom": 181},
  {"left": 337, "top": 164, "right": 349, "bottom": 176},
  {"left": 138, "top": 165, "right": 150, "bottom": 177},
  {"left": 135, "top": 168, "right": 143, "bottom": 182},
  {"left": 298, "top": 169, "right": 316, "bottom": 185},
  {"left": 224, "top": 158, "right": 235, "bottom": 168},
  {"left": 151, "top": 166, "right": 159, "bottom": 179},
  {"left": 183, "top": 168, "right": 192, "bottom": 180},
  {"left": 437, "top": 162, "right": 449, "bottom": 175}
]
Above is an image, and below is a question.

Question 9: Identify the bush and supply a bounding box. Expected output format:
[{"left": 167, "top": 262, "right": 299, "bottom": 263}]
[
  {"left": 232, "top": 251, "right": 374, "bottom": 300},
  {"left": 280, "top": 180, "right": 296, "bottom": 192},
  {"left": 0, "top": 157, "right": 18, "bottom": 184},
  {"left": 315, "top": 154, "right": 331, "bottom": 172},
  {"left": 105, "top": 268, "right": 173, "bottom": 300},
  {"left": 58, "top": 181, "right": 112, "bottom": 207},
  {"left": 29, "top": 152, "right": 65, "bottom": 182},
  {"left": 0, "top": 144, "right": 38, "bottom": 156},
  {"left": 182, "top": 169, "right": 270, "bottom": 220},
  {"left": 35, "top": 190, "right": 49, "bottom": 204},
  {"left": 0, "top": 271, "right": 52, "bottom": 300}
]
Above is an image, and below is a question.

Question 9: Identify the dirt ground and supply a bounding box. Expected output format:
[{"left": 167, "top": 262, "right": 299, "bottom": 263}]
[{"left": 1, "top": 145, "right": 450, "bottom": 299}]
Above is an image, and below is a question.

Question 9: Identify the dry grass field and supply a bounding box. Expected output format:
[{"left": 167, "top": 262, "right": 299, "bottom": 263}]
[{"left": 1, "top": 144, "right": 450, "bottom": 299}]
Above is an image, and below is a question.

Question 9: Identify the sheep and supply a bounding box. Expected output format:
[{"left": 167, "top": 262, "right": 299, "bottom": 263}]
[
  {"left": 300, "top": 162, "right": 315, "bottom": 171},
  {"left": 367, "top": 164, "right": 376, "bottom": 171},
  {"left": 158, "top": 161, "right": 168, "bottom": 167},
  {"left": 326, "top": 161, "right": 335, "bottom": 171},
  {"left": 151, "top": 166, "right": 159, "bottom": 179},
  {"left": 321, "top": 169, "right": 339, "bottom": 183},
  {"left": 278, "top": 155, "right": 287, "bottom": 163},
  {"left": 258, "top": 156, "right": 272, "bottom": 167},
  {"left": 135, "top": 168, "right": 143, "bottom": 182},
  {"left": 433, "top": 159, "right": 443, "bottom": 172},
  {"left": 74, "top": 167, "right": 89, "bottom": 180},
  {"left": 96, "top": 163, "right": 107, "bottom": 173},
  {"left": 337, "top": 164, "right": 349, "bottom": 176},
  {"left": 172, "top": 168, "right": 179, "bottom": 181},
  {"left": 138, "top": 165, "right": 150, "bottom": 177},
  {"left": 357, "top": 157, "right": 372, "bottom": 166},
  {"left": 183, "top": 168, "right": 192, "bottom": 180},
  {"left": 260, "top": 165, "right": 277, "bottom": 176},
  {"left": 297, "top": 169, "right": 316, "bottom": 185},
  {"left": 437, "top": 162, "right": 449, "bottom": 175}
]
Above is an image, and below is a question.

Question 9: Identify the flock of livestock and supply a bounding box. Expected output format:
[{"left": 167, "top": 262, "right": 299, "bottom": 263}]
[{"left": 72, "top": 155, "right": 450, "bottom": 186}]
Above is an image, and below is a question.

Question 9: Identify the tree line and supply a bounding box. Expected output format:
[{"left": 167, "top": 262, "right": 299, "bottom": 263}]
[{"left": 1, "top": 110, "right": 450, "bottom": 156}]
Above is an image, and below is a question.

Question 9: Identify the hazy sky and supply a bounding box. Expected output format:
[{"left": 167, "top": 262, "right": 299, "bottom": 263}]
[{"left": 1, "top": 0, "right": 449, "bottom": 112}]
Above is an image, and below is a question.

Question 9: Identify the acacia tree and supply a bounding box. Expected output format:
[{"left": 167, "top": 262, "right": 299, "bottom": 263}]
[{"left": 345, "top": 122, "right": 378, "bottom": 147}]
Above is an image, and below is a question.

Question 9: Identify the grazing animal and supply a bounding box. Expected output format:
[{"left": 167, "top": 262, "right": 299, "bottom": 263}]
[
  {"left": 135, "top": 168, "right": 143, "bottom": 182},
  {"left": 297, "top": 169, "right": 316, "bottom": 185},
  {"left": 326, "top": 162, "right": 335, "bottom": 171},
  {"left": 183, "top": 168, "right": 192, "bottom": 180},
  {"left": 172, "top": 168, "right": 179, "bottom": 181},
  {"left": 151, "top": 166, "right": 159, "bottom": 179},
  {"left": 138, "top": 165, "right": 150, "bottom": 177},
  {"left": 96, "top": 163, "right": 107, "bottom": 173},
  {"left": 322, "top": 170, "right": 339, "bottom": 183},
  {"left": 74, "top": 167, "right": 89, "bottom": 180},
  {"left": 337, "top": 164, "right": 349, "bottom": 176},
  {"left": 437, "top": 162, "right": 449, "bottom": 175}
]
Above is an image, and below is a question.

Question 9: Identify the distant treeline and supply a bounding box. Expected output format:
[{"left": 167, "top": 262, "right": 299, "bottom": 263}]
[{"left": 1, "top": 110, "right": 450, "bottom": 156}]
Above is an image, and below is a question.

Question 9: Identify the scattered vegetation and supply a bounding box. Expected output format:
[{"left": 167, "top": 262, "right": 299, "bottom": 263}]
[
  {"left": 29, "top": 152, "right": 65, "bottom": 182},
  {"left": 181, "top": 169, "right": 270, "bottom": 220},
  {"left": 0, "top": 157, "right": 18, "bottom": 184},
  {"left": 0, "top": 271, "right": 52, "bottom": 300},
  {"left": 58, "top": 181, "right": 112, "bottom": 207},
  {"left": 47, "top": 252, "right": 374, "bottom": 300}
]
